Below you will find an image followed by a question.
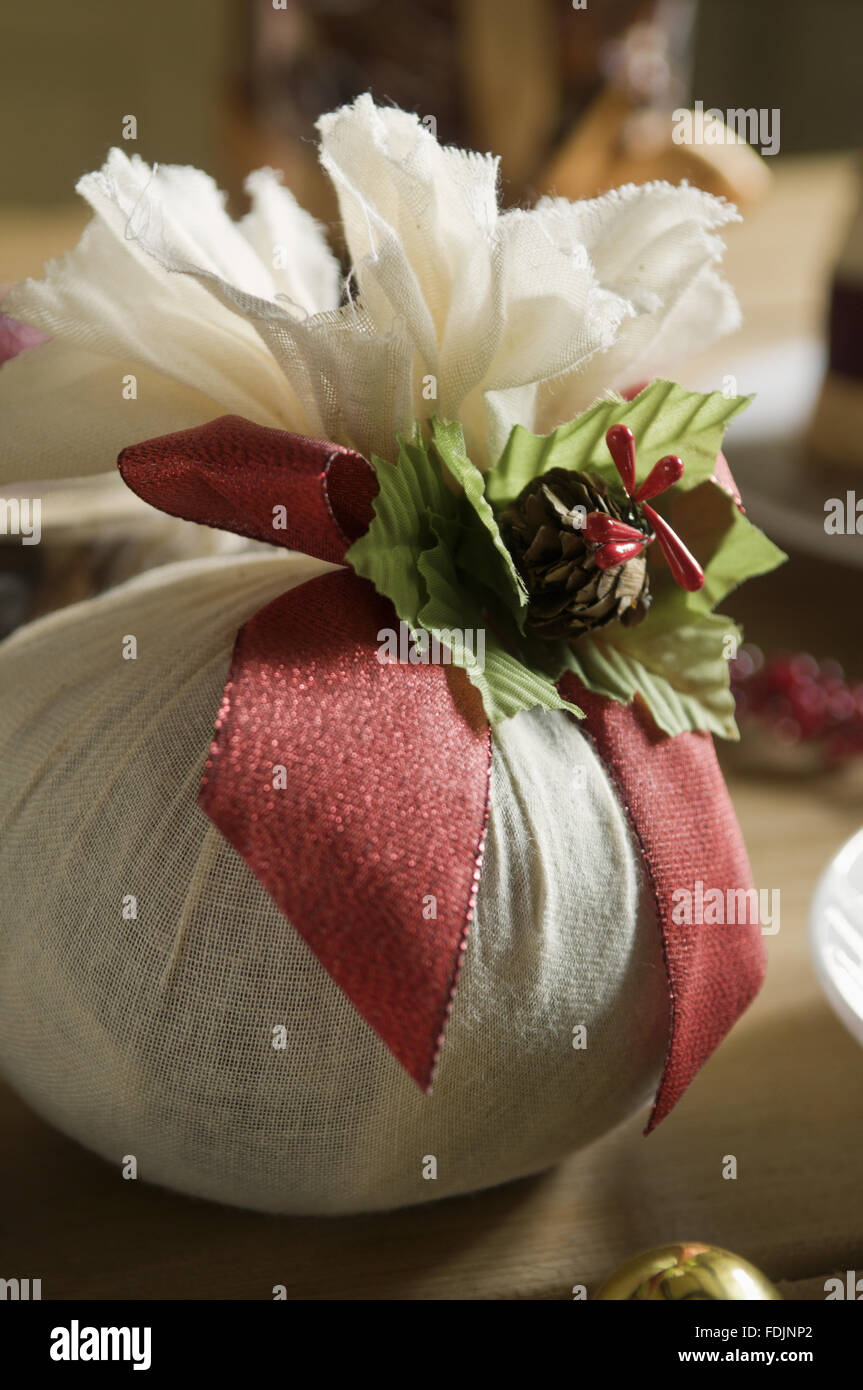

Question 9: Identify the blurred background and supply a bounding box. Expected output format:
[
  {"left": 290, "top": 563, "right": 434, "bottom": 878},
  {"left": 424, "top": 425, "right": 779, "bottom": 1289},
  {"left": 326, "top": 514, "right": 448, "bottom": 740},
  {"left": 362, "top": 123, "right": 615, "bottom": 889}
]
[
  {"left": 2, "top": 0, "right": 863, "bottom": 1301},
  {"left": 1, "top": 0, "right": 862, "bottom": 208}
]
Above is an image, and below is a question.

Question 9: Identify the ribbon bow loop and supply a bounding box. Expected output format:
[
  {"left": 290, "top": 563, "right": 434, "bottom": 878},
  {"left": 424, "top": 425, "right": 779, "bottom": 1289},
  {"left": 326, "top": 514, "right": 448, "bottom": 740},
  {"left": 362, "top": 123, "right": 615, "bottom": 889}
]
[{"left": 119, "top": 415, "right": 378, "bottom": 564}]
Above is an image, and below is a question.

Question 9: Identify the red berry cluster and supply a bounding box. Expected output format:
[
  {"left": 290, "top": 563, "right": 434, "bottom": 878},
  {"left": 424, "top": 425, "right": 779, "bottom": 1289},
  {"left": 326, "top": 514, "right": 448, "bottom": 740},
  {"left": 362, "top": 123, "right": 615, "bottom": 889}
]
[
  {"left": 599, "top": 425, "right": 705, "bottom": 590},
  {"left": 730, "top": 645, "right": 863, "bottom": 766}
]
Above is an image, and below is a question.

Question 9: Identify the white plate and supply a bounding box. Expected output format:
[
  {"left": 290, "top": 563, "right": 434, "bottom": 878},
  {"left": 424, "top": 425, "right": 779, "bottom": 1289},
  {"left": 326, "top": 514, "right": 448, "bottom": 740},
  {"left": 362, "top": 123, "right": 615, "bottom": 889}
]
[{"left": 811, "top": 827, "right": 863, "bottom": 1048}]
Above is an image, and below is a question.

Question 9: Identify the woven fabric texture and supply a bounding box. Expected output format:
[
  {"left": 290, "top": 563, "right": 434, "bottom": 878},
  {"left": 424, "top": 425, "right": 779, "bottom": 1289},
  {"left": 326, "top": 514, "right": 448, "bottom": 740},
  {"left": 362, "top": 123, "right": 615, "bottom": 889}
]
[{"left": 0, "top": 551, "right": 667, "bottom": 1213}]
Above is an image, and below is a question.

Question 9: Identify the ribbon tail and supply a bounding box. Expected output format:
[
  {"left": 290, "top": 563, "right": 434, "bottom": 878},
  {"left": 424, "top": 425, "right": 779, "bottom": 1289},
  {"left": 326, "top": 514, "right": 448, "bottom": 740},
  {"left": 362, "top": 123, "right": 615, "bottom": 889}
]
[
  {"left": 560, "top": 672, "right": 766, "bottom": 1131},
  {"left": 118, "top": 415, "right": 377, "bottom": 563},
  {"left": 200, "top": 567, "right": 492, "bottom": 1089}
]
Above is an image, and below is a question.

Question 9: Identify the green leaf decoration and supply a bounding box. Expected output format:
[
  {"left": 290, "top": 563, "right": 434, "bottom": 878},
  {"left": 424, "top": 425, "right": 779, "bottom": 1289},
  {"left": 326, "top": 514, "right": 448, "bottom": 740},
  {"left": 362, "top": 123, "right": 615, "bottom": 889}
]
[
  {"left": 560, "top": 481, "right": 786, "bottom": 737},
  {"left": 345, "top": 432, "right": 582, "bottom": 725},
  {"left": 666, "top": 479, "right": 786, "bottom": 617},
  {"left": 346, "top": 381, "right": 786, "bottom": 738},
  {"left": 429, "top": 417, "right": 528, "bottom": 629},
  {"left": 346, "top": 436, "right": 451, "bottom": 628},
  {"left": 559, "top": 480, "right": 786, "bottom": 739},
  {"left": 565, "top": 608, "right": 741, "bottom": 740},
  {"left": 484, "top": 379, "right": 753, "bottom": 507},
  {"left": 470, "top": 642, "right": 580, "bottom": 724},
  {"left": 480, "top": 380, "right": 787, "bottom": 738}
]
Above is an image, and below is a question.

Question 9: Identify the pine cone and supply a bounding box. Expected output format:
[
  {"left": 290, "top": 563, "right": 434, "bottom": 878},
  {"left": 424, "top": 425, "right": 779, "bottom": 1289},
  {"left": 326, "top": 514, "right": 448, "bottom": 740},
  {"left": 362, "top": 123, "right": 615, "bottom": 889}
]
[{"left": 500, "top": 468, "right": 651, "bottom": 640}]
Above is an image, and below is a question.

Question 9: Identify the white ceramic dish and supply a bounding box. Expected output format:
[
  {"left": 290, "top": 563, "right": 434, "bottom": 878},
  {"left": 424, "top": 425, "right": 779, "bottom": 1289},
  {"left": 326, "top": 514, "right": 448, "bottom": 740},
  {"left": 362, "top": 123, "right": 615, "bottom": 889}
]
[{"left": 811, "top": 826, "right": 863, "bottom": 1047}]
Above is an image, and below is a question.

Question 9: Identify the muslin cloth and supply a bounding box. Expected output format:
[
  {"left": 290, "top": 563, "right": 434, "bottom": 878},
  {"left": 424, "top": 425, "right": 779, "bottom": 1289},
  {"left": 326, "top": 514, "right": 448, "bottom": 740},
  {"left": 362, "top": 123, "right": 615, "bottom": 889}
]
[{"left": 0, "top": 551, "right": 667, "bottom": 1212}]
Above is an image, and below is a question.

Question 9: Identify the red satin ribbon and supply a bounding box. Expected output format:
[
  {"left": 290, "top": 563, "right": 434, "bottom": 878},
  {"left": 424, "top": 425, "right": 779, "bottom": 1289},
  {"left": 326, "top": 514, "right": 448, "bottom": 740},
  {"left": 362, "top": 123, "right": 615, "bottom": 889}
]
[{"left": 119, "top": 415, "right": 765, "bottom": 1118}]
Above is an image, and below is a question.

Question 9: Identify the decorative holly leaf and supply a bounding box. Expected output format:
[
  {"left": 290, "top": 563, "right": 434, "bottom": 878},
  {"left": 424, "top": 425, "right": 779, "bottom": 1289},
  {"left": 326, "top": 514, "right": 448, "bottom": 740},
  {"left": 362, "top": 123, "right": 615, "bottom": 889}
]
[
  {"left": 429, "top": 416, "right": 528, "bottom": 628},
  {"left": 420, "top": 553, "right": 579, "bottom": 722},
  {"left": 479, "top": 381, "right": 788, "bottom": 739},
  {"left": 565, "top": 605, "right": 741, "bottom": 740},
  {"left": 484, "top": 380, "right": 753, "bottom": 507},
  {"left": 560, "top": 480, "right": 785, "bottom": 739},
  {"left": 347, "top": 383, "right": 785, "bottom": 738},
  {"left": 346, "top": 433, "right": 582, "bottom": 724},
  {"left": 346, "top": 435, "right": 451, "bottom": 628},
  {"left": 666, "top": 478, "right": 786, "bottom": 617}
]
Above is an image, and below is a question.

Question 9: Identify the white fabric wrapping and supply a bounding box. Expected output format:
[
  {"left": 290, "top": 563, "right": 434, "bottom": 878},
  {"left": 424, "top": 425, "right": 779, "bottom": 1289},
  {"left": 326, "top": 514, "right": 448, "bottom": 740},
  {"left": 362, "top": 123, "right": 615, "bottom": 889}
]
[
  {"left": 0, "top": 553, "right": 668, "bottom": 1214},
  {"left": 0, "top": 97, "right": 740, "bottom": 486}
]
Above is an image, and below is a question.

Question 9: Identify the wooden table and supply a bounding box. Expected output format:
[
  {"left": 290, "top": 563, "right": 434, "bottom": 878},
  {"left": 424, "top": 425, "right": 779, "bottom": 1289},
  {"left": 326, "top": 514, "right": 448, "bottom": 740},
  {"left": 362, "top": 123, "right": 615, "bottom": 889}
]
[{"left": 2, "top": 157, "right": 863, "bottom": 1300}]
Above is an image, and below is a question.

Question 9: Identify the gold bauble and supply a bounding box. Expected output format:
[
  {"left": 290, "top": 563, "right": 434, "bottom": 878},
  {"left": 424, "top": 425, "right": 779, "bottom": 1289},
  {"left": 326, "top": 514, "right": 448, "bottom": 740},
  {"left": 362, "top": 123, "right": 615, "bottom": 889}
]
[{"left": 595, "top": 1243, "right": 782, "bottom": 1301}]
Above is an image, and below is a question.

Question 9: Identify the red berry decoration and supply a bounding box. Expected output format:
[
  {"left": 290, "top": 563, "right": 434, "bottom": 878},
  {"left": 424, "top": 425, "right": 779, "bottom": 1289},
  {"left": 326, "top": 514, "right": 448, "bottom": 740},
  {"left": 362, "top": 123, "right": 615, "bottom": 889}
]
[
  {"left": 594, "top": 539, "right": 649, "bottom": 570},
  {"left": 582, "top": 512, "right": 646, "bottom": 545},
  {"left": 500, "top": 425, "right": 704, "bottom": 640},
  {"left": 641, "top": 503, "right": 705, "bottom": 593},
  {"left": 730, "top": 645, "right": 863, "bottom": 769},
  {"left": 605, "top": 423, "right": 637, "bottom": 495},
  {"left": 584, "top": 427, "right": 705, "bottom": 591},
  {"left": 634, "top": 454, "right": 685, "bottom": 503}
]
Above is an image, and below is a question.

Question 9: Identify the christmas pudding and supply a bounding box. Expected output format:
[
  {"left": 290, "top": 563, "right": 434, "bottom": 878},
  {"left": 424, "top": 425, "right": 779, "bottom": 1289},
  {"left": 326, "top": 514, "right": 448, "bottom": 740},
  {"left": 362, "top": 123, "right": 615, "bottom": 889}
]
[{"left": 0, "top": 98, "right": 784, "bottom": 1213}]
